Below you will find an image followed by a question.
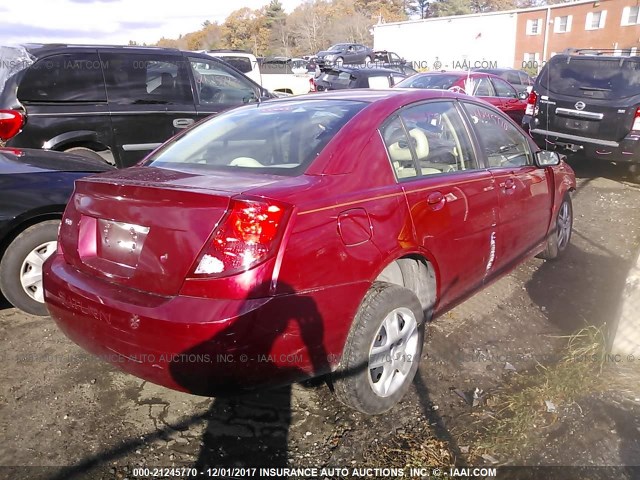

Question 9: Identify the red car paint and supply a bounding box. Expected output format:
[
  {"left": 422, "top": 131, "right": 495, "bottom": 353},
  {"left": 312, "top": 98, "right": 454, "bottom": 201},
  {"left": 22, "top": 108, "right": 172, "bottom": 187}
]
[
  {"left": 43, "top": 89, "right": 575, "bottom": 395},
  {"left": 395, "top": 72, "right": 528, "bottom": 124}
]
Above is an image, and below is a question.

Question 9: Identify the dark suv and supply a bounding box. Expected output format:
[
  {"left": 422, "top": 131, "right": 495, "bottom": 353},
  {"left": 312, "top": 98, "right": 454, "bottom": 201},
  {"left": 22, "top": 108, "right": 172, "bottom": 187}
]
[
  {"left": 0, "top": 44, "right": 268, "bottom": 168},
  {"left": 522, "top": 50, "right": 640, "bottom": 180}
]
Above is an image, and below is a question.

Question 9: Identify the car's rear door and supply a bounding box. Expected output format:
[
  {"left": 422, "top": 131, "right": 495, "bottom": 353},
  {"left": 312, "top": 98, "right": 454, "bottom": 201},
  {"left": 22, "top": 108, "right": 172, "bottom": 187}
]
[
  {"left": 462, "top": 101, "right": 552, "bottom": 270},
  {"left": 380, "top": 100, "right": 498, "bottom": 309},
  {"left": 100, "top": 50, "right": 196, "bottom": 167}
]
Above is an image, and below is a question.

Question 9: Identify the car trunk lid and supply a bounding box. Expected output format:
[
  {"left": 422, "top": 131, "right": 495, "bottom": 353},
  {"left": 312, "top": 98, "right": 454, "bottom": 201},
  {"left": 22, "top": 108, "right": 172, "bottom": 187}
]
[{"left": 59, "top": 167, "right": 280, "bottom": 296}]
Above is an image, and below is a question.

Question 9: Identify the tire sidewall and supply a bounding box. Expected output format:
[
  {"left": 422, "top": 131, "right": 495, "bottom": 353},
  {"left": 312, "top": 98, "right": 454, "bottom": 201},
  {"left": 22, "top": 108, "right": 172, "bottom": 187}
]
[
  {"left": 0, "top": 220, "right": 60, "bottom": 316},
  {"left": 335, "top": 282, "right": 425, "bottom": 414}
]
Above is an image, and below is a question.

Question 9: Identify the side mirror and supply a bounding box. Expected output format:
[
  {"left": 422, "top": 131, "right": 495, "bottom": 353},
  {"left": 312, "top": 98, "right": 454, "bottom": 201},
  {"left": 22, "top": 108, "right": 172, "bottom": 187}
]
[
  {"left": 518, "top": 91, "right": 528, "bottom": 100},
  {"left": 536, "top": 150, "right": 561, "bottom": 167}
]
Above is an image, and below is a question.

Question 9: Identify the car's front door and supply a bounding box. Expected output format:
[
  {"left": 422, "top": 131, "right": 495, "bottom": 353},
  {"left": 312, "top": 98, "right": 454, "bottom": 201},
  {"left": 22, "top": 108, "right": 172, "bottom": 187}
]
[
  {"left": 491, "top": 77, "right": 526, "bottom": 124},
  {"left": 186, "top": 56, "right": 261, "bottom": 122},
  {"left": 100, "top": 51, "right": 196, "bottom": 167},
  {"left": 462, "top": 101, "right": 553, "bottom": 271},
  {"left": 380, "top": 100, "right": 498, "bottom": 309}
]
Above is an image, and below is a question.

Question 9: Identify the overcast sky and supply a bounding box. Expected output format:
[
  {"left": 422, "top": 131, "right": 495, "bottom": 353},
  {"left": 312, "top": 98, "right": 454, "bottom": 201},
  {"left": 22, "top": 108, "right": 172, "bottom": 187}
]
[{"left": 0, "top": 0, "right": 306, "bottom": 46}]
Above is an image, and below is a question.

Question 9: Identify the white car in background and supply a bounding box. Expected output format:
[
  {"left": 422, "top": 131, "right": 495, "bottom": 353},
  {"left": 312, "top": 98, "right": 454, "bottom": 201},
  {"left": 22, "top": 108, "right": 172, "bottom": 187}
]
[{"left": 199, "top": 50, "right": 313, "bottom": 96}]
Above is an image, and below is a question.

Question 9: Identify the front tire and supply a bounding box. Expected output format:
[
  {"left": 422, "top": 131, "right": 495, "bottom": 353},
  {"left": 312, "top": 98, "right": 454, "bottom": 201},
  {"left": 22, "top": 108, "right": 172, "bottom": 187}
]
[
  {"left": 0, "top": 220, "right": 60, "bottom": 315},
  {"left": 538, "top": 194, "right": 572, "bottom": 260},
  {"left": 333, "top": 282, "right": 425, "bottom": 414},
  {"left": 335, "top": 57, "right": 344, "bottom": 67}
]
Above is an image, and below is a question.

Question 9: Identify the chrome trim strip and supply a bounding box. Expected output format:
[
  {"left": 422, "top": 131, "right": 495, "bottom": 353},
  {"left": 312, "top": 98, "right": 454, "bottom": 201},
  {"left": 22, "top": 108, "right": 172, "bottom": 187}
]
[
  {"left": 122, "top": 143, "right": 162, "bottom": 151},
  {"left": 554, "top": 108, "right": 604, "bottom": 120},
  {"left": 28, "top": 112, "right": 110, "bottom": 117},
  {"left": 530, "top": 129, "right": 619, "bottom": 147}
]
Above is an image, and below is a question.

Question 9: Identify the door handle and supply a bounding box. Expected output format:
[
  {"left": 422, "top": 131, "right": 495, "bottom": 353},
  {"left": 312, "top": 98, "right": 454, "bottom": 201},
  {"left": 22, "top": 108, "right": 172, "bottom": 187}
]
[
  {"left": 499, "top": 178, "right": 516, "bottom": 191},
  {"left": 173, "top": 118, "right": 195, "bottom": 129},
  {"left": 427, "top": 191, "right": 446, "bottom": 210}
]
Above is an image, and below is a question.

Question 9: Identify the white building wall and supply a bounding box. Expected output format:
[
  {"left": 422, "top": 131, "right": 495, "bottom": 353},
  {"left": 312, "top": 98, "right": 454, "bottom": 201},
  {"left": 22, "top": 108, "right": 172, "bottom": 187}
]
[{"left": 373, "top": 12, "right": 518, "bottom": 70}]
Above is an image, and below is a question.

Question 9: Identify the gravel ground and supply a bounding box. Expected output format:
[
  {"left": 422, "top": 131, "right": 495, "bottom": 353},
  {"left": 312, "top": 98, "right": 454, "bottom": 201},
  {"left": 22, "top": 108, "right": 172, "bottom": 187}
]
[{"left": 1, "top": 158, "right": 639, "bottom": 480}]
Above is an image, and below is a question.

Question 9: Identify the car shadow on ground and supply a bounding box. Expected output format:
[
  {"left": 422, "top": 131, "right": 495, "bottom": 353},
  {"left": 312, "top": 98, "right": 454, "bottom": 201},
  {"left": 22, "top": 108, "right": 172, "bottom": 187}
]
[
  {"left": 567, "top": 155, "right": 638, "bottom": 185},
  {"left": 526, "top": 242, "right": 631, "bottom": 335}
]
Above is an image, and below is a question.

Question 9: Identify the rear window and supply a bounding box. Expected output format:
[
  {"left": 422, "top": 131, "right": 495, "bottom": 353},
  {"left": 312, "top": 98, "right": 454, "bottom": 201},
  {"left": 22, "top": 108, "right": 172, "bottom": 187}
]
[
  {"left": 539, "top": 56, "right": 640, "bottom": 99},
  {"left": 321, "top": 71, "right": 354, "bottom": 87},
  {"left": 395, "top": 74, "right": 461, "bottom": 90},
  {"left": 220, "top": 56, "right": 254, "bottom": 74},
  {"left": 145, "top": 99, "right": 365, "bottom": 176}
]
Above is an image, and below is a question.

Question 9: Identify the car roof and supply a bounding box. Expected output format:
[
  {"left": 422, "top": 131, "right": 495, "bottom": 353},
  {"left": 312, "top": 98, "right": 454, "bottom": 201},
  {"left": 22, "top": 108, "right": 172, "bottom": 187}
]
[
  {"left": 22, "top": 43, "right": 183, "bottom": 57},
  {"left": 323, "top": 66, "right": 406, "bottom": 75},
  {"left": 271, "top": 88, "right": 470, "bottom": 104}
]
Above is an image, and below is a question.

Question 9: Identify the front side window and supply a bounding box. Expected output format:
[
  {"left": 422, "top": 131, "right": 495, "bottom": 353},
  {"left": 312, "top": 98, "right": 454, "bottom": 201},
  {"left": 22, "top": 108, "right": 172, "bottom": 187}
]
[
  {"left": 463, "top": 102, "right": 533, "bottom": 168},
  {"left": 492, "top": 78, "right": 518, "bottom": 98},
  {"left": 101, "top": 53, "right": 192, "bottom": 105},
  {"left": 381, "top": 101, "right": 478, "bottom": 180},
  {"left": 18, "top": 53, "right": 106, "bottom": 103},
  {"left": 145, "top": 100, "right": 365, "bottom": 176},
  {"left": 188, "top": 57, "right": 259, "bottom": 105}
]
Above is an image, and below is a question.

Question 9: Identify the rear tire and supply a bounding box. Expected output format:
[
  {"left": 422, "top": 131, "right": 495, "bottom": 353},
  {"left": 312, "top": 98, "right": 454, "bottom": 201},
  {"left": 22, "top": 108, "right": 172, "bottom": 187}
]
[
  {"left": 537, "top": 194, "right": 572, "bottom": 260},
  {"left": 0, "top": 220, "right": 60, "bottom": 316},
  {"left": 64, "top": 147, "right": 112, "bottom": 165},
  {"left": 333, "top": 282, "right": 425, "bottom": 414}
]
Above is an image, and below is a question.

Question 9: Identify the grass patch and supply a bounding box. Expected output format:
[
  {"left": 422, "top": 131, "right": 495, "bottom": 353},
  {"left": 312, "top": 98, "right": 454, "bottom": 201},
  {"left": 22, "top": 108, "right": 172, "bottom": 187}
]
[{"left": 474, "top": 326, "right": 608, "bottom": 461}]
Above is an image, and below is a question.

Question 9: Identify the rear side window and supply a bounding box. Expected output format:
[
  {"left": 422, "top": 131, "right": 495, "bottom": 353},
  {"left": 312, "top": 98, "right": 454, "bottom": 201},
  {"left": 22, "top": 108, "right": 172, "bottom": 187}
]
[
  {"left": 220, "top": 56, "right": 254, "bottom": 74},
  {"left": 539, "top": 56, "right": 640, "bottom": 99},
  {"left": 101, "top": 53, "right": 192, "bottom": 105},
  {"left": 146, "top": 100, "right": 365, "bottom": 176},
  {"left": 18, "top": 53, "right": 106, "bottom": 102}
]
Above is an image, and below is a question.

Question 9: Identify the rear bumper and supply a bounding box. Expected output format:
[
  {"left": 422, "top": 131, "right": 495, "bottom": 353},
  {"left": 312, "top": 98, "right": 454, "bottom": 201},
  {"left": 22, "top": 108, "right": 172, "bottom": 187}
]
[
  {"left": 43, "top": 254, "right": 342, "bottom": 395},
  {"left": 529, "top": 128, "right": 639, "bottom": 163}
]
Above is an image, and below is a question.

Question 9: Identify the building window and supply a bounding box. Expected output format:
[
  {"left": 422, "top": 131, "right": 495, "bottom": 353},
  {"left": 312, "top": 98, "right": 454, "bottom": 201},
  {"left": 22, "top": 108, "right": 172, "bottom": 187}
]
[
  {"left": 554, "top": 15, "right": 572, "bottom": 33},
  {"left": 526, "top": 18, "right": 542, "bottom": 35},
  {"left": 585, "top": 10, "right": 607, "bottom": 30},
  {"left": 621, "top": 6, "right": 640, "bottom": 26}
]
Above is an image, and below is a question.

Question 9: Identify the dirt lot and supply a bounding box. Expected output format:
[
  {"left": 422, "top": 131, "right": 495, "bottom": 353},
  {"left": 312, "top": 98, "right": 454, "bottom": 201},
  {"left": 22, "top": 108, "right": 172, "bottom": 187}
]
[{"left": 1, "top": 158, "right": 640, "bottom": 480}]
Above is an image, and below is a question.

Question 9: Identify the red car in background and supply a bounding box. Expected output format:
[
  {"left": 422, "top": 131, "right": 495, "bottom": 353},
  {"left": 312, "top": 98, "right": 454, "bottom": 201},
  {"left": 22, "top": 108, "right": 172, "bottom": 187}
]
[
  {"left": 396, "top": 71, "right": 529, "bottom": 125},
  {"left": 43, "top": 90, "right": 575, "bottom": 415}
]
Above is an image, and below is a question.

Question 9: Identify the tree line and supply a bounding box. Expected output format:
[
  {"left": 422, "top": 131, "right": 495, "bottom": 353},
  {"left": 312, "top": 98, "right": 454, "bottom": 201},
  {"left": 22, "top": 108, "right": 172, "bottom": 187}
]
[{"left": 150, "top": 0, "right": 559, "bottom": 57}]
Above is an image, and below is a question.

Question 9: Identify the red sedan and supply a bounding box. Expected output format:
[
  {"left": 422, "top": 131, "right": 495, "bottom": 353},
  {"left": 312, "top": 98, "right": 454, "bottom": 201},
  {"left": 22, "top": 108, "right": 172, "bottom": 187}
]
[
  {"left": 43, "top": 89, "right": 575, "bottom": 414},
  {"left": 395, "top": 71, "right": 529, "bottom": 124}
]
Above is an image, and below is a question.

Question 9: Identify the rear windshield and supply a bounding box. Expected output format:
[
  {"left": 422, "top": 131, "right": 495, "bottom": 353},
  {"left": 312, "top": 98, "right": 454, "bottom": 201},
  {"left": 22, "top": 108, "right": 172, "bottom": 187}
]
[
  {"left": 220, "top": 56, "right": 254, "bottom": 74},
  {"left": 320, "top": 71, "right": 353, "bottom": 87},
  {"left": 539, "top": 56, "right": 640, "bottom": 99},
  {"left": 146, "top": 99, "right": 365, "bottom": 176},
  {"left": 395, "top": 74, "right": 460, "bottom": 90}
]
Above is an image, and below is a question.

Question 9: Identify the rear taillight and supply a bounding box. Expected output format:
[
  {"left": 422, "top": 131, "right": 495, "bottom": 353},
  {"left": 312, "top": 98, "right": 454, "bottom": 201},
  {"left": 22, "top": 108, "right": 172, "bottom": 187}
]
[
  {"left": 309, "top": 77, "right": 316, "bottom": 92},
  {"left": 632, "top": 107, "right": 640, "bottom": 131},
  {"left": 524, "top": 91, "right": 537, "bottom": 116},
  {"left": 192, "top": 197, "right": 290, "bottom": 277},
  {"left": 0, "top": 110, "right": 24, "bottom": 141}
]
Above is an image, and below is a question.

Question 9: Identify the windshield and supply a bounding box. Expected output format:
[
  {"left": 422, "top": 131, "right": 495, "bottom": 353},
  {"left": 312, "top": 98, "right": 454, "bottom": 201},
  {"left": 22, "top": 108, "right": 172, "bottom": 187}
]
[
  {"left": 328, "top": 44, "right": 348, "bottom": 52},
  {"left": 0, "top": 45, "right": 34, "bottom": 98},
  {"left": 395, "top": 74, "right": 460, "bottom": 90},
  {"left": 539, "top": 56, "right": 640, "bottom": 99},
  {"left": 146, "top": 100, "right": 366, "bottom": 176}
]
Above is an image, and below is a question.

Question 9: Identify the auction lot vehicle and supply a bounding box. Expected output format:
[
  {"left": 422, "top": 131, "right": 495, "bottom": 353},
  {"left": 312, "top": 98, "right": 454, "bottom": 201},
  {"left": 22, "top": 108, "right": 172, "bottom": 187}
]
[
  {"left": 523, "top": 50, "right": 640, "bottom": 180},
  {"left": 473, "top": 67, "right": 535, "bottom": 95},
  {"left": 44, "top": 89, "right": 575, "bottom": 414},
  {"left": 316, "top": 43, "right": 374, "bottom": 67},
  {"left": 204, "top": 51, "right": 313, "bottom": 96},
  {"left": 396, "top": 71, "right": 528, "bottom": 124},
  {"left": 0, "top": 148, "right": 112, "bottom": 315},
  {"left": 0, "top": 44, "right": 267, "bottom": 168},
  {"left": 314, "top": 66, "right": 409, "bottom": 91}
]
